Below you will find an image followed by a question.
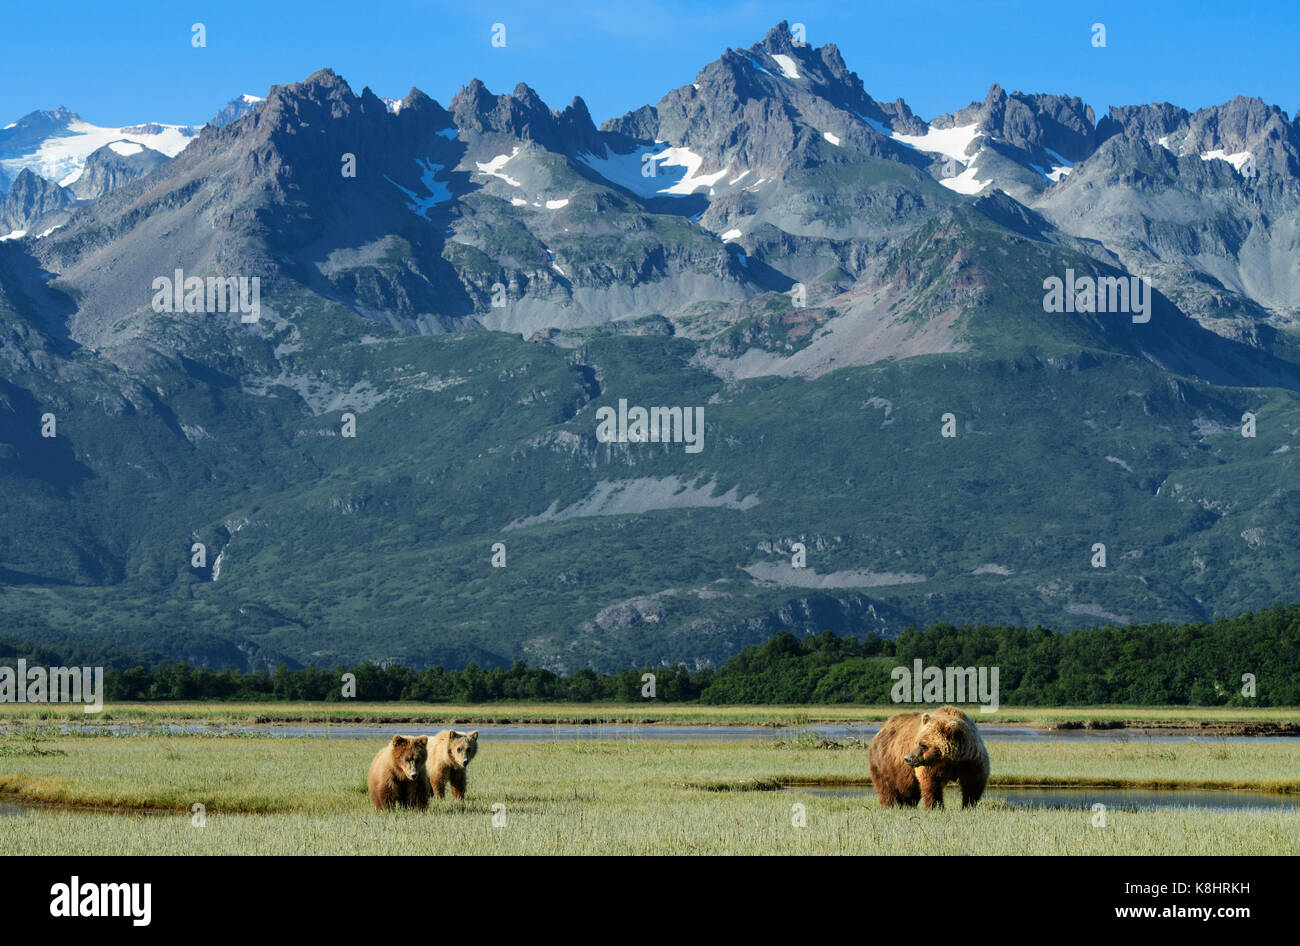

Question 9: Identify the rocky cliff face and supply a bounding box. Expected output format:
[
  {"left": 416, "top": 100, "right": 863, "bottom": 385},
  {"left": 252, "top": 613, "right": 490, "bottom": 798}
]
[
  {"left": 0, "top": 168, "right": 74, "bottom": 233},
  {"left": 67, "top": 141, "right": 169, "bottom": 200}
]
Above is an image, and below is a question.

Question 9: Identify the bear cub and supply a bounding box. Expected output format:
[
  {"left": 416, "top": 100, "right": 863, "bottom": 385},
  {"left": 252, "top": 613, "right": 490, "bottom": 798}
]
[{"left": 426, "top": 729, "right": 478, "bottom": 800}]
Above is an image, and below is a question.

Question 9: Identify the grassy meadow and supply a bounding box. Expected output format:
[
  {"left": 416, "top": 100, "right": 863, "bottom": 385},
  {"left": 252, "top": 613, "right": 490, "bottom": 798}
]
[{"left": 2, "top": 724, "right": 1298, "bottom": 855}]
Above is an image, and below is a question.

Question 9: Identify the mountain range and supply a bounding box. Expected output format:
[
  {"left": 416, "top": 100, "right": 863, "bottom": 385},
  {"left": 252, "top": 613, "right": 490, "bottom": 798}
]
[{"left": 1, "top": 22, "right": 1297, "bottom": 672}]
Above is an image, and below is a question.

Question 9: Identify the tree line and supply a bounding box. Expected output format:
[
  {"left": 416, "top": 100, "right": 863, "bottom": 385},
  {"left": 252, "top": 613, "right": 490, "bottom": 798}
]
[{"left": 3, "top": 602, "right": 1297, "bottom": 705}]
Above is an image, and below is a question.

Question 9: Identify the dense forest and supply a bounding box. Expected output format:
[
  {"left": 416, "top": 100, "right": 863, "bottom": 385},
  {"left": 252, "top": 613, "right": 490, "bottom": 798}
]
[{"left": 3, "top": 603, "right": 1298, "bottom": 706}]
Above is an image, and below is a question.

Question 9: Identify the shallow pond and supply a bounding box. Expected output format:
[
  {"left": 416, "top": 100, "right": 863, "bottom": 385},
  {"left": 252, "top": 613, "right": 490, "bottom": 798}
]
[{"left": 782, "top": 784, "right": 1300, "bottom": 813}]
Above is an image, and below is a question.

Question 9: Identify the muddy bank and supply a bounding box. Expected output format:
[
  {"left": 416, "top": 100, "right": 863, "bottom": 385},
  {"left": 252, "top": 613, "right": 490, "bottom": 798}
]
[{"left": 1050, "top": 720, "right": 1300, "bottom": 737}]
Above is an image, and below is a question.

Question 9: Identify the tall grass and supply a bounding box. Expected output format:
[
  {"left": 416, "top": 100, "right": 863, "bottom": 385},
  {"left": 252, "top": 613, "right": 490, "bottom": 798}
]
[{"left": 1, "top": 736, "right": 1297, "bottom": 855}]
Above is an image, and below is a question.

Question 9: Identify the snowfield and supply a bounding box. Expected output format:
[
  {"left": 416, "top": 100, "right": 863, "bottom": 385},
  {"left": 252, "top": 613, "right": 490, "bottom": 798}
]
[
  {"left": 940, "top": 162, "right": 991, "bottom": 195},
  {"left": 1201, "top": 149, "right": 1254, "bottom": 173},
  {"left": 1, "top": 117, "right": 197, "bottom": 187},
  {"left": 771, "top": 54, "right": 801, "bottom": 79},
  {"left": 887, "top": 121, "right": 982, "bottom": 165},
  {"left": 578, "top": 143, "right": 728, "bottom": 197},
  {"left": 386, "top": 157, "right": 452, "bottom": 217},
  {"left": 476, "top": 148, "right": 523, "bottom": 187}
]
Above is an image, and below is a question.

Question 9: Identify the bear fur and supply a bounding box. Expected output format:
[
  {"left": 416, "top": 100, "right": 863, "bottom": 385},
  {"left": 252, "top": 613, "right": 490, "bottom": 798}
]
[
  {"left": 426, "top": 729, "right": 478, "bottom": 800},
  {"left": 868, "top": 706, "right": 989, "bottom": 809},
  {"left": 368, "top": 734, "right": 430, "bottom": 811}
]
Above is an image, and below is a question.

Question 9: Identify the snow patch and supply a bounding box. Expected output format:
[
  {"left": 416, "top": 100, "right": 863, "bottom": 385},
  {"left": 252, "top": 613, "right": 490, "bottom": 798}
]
[
  {"left": 386, "top": 157, "right": 452, "bottom": 217},
  {"left": 940, "top": 163, "right": 990, "bottom": 194},
  {"left": 107, "top": 140, "right": 144, "bottom": 156},
  {"left": 545, "top": 198, "right": 570, "bottom": 209},
  {"left": 577, "top": 143, "right": 727, "bottom": 198},
  {"left": 1043, "top": 147, "right": 1074, "bottom": 181},
  {"left": 720, "top": 228, "right": 742, "bottom": 241},
  {"left": 1201, "top": 149, "right": 1254, "bottom": 173},
  {"left": 771, "top": 54, "right": 800, "bottom": 79},
  {"left": 476, "top": 147, "right": 522, "bottom": 187},
  {"left": 888, "top": 121, "right": 982, "bottom": 165},
  {"left": 0, "top": 229, "right": 26, "bottom": 241},
  {"left": 822, "top": 131, "right": 841, "bottom": 146}
]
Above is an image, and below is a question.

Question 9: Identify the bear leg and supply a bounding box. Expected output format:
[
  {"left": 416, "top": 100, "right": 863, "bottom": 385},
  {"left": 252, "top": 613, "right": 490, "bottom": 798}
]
[
  {"left": 410, "top": 774, "right": 430, "bottom": 811},
  {"left": 918, "top": 770, "right": 944, "bottom": 809},
  {"left": 430, "top": 767, "right": 447, "bottom": 799},
  {"left": 449, "top": 768, "right": 467, "bottom": 800},
  {"left": 960, "top": 770, "right": 985, "bottom": 809},
  {"left": 869, "top": 766, "right": 894, "bottom": 807},
  {"left": 873, "top": 782, "right": 897, "bottom": 807}
]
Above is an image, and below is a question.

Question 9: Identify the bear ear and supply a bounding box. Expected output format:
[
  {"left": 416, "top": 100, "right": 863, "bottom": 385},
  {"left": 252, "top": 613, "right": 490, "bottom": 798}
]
[
  {"left": 391, "top": 735, "right": 407, "bottom": 746},
  {"left": 921, "top": 713, "right": 931, "bottom": 723},
  {"left": 414, "top": 735, "right": 428, "bottom": 745},
  {"left": 468, "top": 730, "right": 478, "bottom": 740}
]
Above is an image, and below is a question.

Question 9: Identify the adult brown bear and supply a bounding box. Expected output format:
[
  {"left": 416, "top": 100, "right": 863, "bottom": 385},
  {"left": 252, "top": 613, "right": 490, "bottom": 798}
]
[
  {"left": 868, "top": 706, "right": 989, "bottom": 809},
  {"left": 367, "top": 734, "right": 430, "bottom": 811}
]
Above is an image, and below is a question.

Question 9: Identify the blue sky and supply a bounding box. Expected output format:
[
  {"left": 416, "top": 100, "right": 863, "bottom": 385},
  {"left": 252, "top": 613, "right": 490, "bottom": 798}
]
[{"left": 2, "top": 1, "right": 1297, "bottom": 128}]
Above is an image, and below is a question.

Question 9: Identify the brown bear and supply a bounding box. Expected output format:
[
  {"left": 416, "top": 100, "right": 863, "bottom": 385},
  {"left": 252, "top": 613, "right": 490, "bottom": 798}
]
[
  {"left": 368, "top": 734, "right": 430, "bottom": 811},
  {"left": 868, "top": 706, "right": 989, "bottom": 809},
  {"left": 426, "top": 729, "right": 478, "bottom": 800}
]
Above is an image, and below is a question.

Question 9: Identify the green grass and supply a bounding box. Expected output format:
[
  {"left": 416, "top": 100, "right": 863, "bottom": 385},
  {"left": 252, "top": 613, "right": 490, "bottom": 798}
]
[
  {"left": 1, "top": 735, "right": 1297, "bottom": 854},
  {"left": 6, "top": 800, "right": 1295, "bottom": 856}
]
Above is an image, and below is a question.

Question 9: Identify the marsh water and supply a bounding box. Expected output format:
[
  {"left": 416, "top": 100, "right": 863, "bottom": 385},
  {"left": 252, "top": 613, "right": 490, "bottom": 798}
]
[
  {"left": 3, "top": 784, "right": 1295, "bottom": 818},
  {"left": 782, "top": 784, "right": 1300, "bottom": 813},
  {"left": 21, "top": 721, "right": 1300, "bottom": 743}
]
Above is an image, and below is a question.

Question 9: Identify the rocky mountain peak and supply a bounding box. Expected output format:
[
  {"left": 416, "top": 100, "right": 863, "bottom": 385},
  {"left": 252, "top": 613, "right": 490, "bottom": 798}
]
[
  {"left": 759, "top": 20, "right": 800, "bottom": 55},
  {"left": 450, "top": 79, "right": 600, "bottom": 154},
  {"left": 210, "top": 94, "right": 265, "bottom": 128},
  {"left": 68, "top": 140, "right": 169, "bottom": 200},
  {"left": 0, "top": 167, "right": 73, "bottom": 232}
]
